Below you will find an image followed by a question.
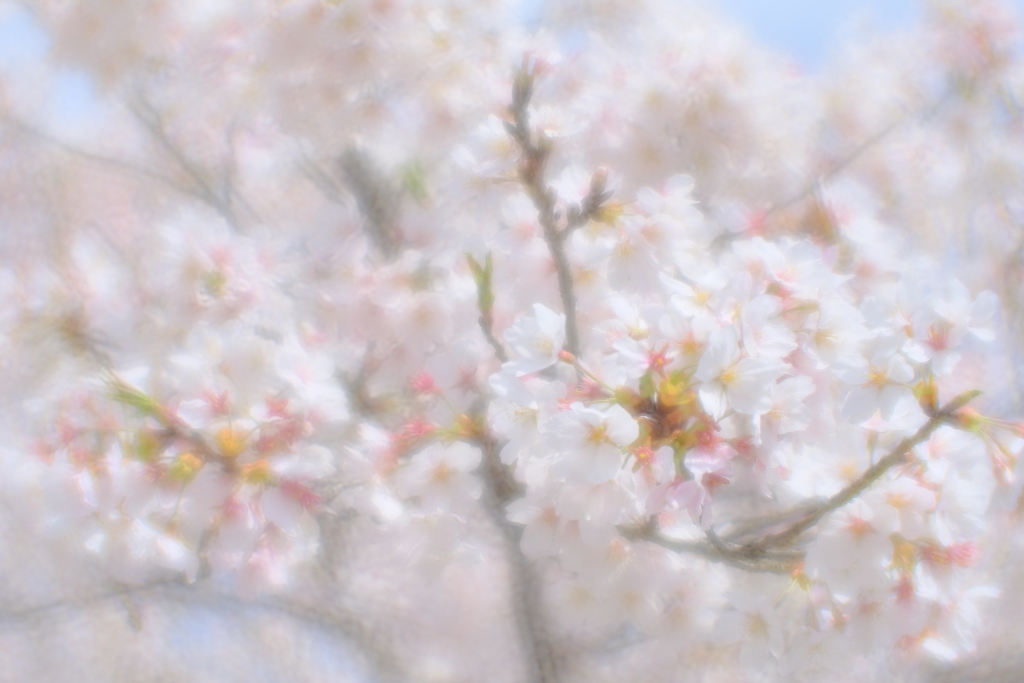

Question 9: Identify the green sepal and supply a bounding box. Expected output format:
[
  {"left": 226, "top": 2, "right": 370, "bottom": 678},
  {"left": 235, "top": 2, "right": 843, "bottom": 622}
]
[
  {"left": 109, "top": 380, "right": 162, "bottom": 419},
  {"left": 466, "top": 252, "right": 495, "bottom": 316}
]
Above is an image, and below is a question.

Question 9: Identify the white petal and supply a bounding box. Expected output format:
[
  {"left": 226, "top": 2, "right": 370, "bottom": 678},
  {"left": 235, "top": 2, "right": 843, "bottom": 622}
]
[
  {"left": 886, "top": 355, "right": 914, "bottom": 384},
  {"left": 844, "top": 387, "right": 878, "bottom": 423},
  {"left": 699, "top": 383, "right": 729, "bottom": 420},
  {"left": 588, "top": 444, "right": 625, "bottom": 484},
  {"left": 262, "top": 486, "right": 304, "bottom": 534},
  {"left": 604, "top": 404, "right": 640, "bottom": 446}
]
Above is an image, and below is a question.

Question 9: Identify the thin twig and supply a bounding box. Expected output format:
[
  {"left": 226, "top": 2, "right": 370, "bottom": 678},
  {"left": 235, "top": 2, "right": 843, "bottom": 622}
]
[
  {"left": 623, "top": 524, "right": 800, "bottom": 574},
  {"left": 3, "top": 115, "right": 194, "bottom": 195},
  {"left": 626, "top": 392, "right": 981, "bottom": 573},
  {"left": 720, "top": 498, "right": 827, "bottom": 544},
  {"left": 764, "top": 88, "right": 958, "bottom": 219},
  {"left": 130, "top": 98, "right": 245, "bottom": 230},
  {"left": 741, "top": 391, "right": 979, "bottom": 555},
  {"left": 0, "top": 578, "right": 404, "bottom": 682},
  {"left": 300, "top": 153, "right": 349, "bottom": 204},
  {"left": 4, "top": 109, "right": 258, "bottom": 231},
  {"left": 505, "top": 68, "right": 611, "bottom": 358},
  {"left": 480, "top": 313, "right": 509, "bottom": 363}
]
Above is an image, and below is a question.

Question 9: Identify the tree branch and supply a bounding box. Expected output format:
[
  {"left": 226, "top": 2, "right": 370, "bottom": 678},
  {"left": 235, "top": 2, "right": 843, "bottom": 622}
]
[
  {"left": 740, "top": 390, "right": 980, "bottom": 556},
  {"left": 620, "top": 520, "right": 801, "bottom": 574},
  {"left": 505, "top": 68, "right": 611, "bottom": 358},
  {"left": 626, "top": 391, "right": 981, "bottom": 573},
  {"left": 129, "top": 98, "right": 249, "bottom": 231},
  {"left": 338, "top": 147, "right": 403, "bottom": 260},
  {"left": 467, "top": 252, "right": 509, "bottom": 363},
  {"left": 476, "top": 431, "right": 560, "bottom": 683},
  {"left": 3, "top": 115, "right": 195, "bottom": 198}
]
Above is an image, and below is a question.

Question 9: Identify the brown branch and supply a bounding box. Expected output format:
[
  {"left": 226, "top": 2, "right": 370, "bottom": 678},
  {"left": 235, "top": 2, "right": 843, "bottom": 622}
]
[
  {"left": 620, "top": 521, "right": 800, "bottom": 575},
  {"left": 720, "top": 498, "right": 827, "bottom": 544},
  {"left": 505, "top": 68, "right": 611, "bottom": 359},
  {"left": 480, "top": 313, "right": 509, "bottom": 363},
  {"left": 300, "top": 153, "right": 349, "bottom": 204},
  {"left": 740, "top": 391, "right": 980, "bottom": 556},
  {"left": 338, "top": 342, "right": 392, "bottom": 425},
  {"left": 648, "top": 531, "right": 800, "bottom": 574},
  {"left": 340, "top": 341, "right": 555, "bottom": 681},
  {"left": 625, "top": 391, "right": 982, "bottom": 573},
  {"left": 476, "top": 431, "right": 560, "bottom": 683}
]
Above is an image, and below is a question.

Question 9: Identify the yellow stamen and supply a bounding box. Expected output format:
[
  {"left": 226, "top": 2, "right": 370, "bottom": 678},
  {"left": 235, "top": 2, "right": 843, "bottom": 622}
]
[
  {"left": 430, "top": 461, "right": 454, "bottom": 485},
  {"left": 167, "top": 452, "right": 203, "bottom": 483},
  {"left": 813, "top": 328, "right": 837, "bottom": 348},
  {"left": 215, "top": 427, "right": 247, "bottom": 459},
  {"left": 532, "top": 337, "right": 554, "bottom": 356},
  {"left": 241, "top": 459, "right": 275, "bottom": 486},
  {"left": 587, "top": 424, "right": 609, "bottom": 444},
  {"left": 747, "top": 613, "right": 770, "bottom": 638}
]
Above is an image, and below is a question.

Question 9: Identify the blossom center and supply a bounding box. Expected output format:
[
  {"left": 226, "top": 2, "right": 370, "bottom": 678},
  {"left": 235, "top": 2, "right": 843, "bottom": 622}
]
[
  {"left": 926, "top": 323, "right": 950, "bottom": 351},
  {"left": 867, "top": 366, "right": 888, "bottom": 386},
  {"left": 430, "top": 461, "right": 454, "bottom": 484},
  {"left": 587, "top": 423, "right": 609, "bottom": 444},
  {"left": 813, "top": 328, "right": 837, "bottom": 348},
  {"left": 678, "top": 333, "right": 703, "bottom": 358},
  {"left": 886, "top": 492, "right": 908, "bottom": 509},
  {"left": 845, "top": 515, "right": 873, "bottom": 540},
  {"left": 746, "top": 613, "right": 770, "bottom": 639},
  {"left": 533, "top": 337, "right": 554, "bottom": 356}
]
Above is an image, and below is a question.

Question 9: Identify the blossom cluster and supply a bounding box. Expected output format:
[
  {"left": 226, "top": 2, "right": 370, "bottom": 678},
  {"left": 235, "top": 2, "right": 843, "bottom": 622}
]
[
  {"left": 4, "top": 0, "right": 1024, "bottom": 680},
  {"left": 485, "top": 175, "right": 1008, "bottom": 665}
]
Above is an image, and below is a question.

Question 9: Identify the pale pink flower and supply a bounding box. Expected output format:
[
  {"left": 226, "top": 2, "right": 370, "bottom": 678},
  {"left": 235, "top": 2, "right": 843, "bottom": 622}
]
[
  {"left": 546, "top": 403, "right": 639, "bottom": 484},
  {"left": 503, "top": 303, "right": 566, "bottom": 376},
  {"left": 740, "top": 294, "right": 796, "bottom": 359},
  {"left": 904, "top": 280, "right": 998, "bottom": 374},
  {"left": 835, "top": 334, "right": 914, "bottom": 423},
  {"left": 695, "top": 325, "right": 786, "bottom": 419},
  {"left": 713, "top": 592, "right": 786, "bottom": 667},
  {"left": 395, "top": 442, "right": 482, "bottom": 511}
]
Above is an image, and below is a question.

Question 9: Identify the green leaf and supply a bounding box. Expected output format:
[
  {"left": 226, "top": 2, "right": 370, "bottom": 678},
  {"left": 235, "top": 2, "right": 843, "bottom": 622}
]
[
  {"left": 466, "top": 252, "right": 496, "bottom": 316},
  {"left": 109, "top": 380, "right": 161, "bottom": 418}
]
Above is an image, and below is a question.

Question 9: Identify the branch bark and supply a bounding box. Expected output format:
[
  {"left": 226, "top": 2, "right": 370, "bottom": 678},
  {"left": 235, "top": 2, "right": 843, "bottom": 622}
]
[
  {"left": 477, "top": 431, "right": 561, "bottom": 683},
  {"left": 505, "top": 68, "right": 611, "bottom": 359},
  {"left": 629, "top": 392, "right": 981, "bottom": 573},
  {"left": 740, "top": 391, "right": 978, "bottom": 556}
]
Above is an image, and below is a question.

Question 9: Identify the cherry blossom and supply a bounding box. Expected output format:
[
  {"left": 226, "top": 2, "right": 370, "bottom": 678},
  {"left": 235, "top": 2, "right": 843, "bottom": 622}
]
[
  {"left": 695, "top": 325, "right": 787, "bottom": 419},
  {"left": 504, "top": 303, "right": 567, "bottom": 376},
  {"left": 5, "top": 1, "right": 1024, "bottom": 680}
]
